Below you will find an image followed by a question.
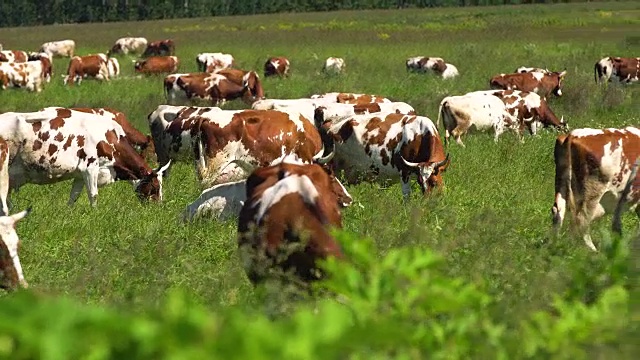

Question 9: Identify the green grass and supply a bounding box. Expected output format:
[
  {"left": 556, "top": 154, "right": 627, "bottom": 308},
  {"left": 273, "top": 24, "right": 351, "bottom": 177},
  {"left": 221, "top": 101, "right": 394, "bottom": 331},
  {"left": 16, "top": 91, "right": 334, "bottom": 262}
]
[{"left": 0, "top": 0, "right": 638, "bottom": 331}]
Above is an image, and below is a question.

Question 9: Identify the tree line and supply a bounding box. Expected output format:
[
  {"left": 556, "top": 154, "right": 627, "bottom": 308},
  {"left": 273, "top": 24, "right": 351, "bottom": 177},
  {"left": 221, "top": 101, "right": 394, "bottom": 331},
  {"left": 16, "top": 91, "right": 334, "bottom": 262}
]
[{"left": 1, "top": 0, "right": 566, "bottom": 28}]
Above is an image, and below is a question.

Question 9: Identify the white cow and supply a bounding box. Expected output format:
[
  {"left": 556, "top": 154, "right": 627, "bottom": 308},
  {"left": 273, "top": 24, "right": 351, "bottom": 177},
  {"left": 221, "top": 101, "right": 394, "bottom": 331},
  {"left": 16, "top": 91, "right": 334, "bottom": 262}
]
[
  {"left": 323, "top": 57, "right": 345, "bottom": 74},
  {"left": 515, "top": 66, "right": 551, "bottom": 74},
  {"left": 406, "top": 56, "right": 458, "bottom": 79},
  {"left": 108, "top": 37, "right": 148, "bottom": 55},
  {"left": 182, "top": 179, "right": 247, "bottom": 222},
  {"left": 39, "top": 40, "right": 75, "bottom": 58},
  {"left": 0, "top": 61, "right": 45, "bottom": 92},
  {"left": 197, "top": 52, "right": 235, "bottom": 72}
]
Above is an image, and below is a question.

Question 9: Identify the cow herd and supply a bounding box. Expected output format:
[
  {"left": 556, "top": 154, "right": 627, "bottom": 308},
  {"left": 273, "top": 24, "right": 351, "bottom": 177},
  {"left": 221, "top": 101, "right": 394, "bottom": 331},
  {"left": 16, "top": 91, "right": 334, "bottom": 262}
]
[{"left": 0, "top": 34, "right": 638, "bottom": 293}]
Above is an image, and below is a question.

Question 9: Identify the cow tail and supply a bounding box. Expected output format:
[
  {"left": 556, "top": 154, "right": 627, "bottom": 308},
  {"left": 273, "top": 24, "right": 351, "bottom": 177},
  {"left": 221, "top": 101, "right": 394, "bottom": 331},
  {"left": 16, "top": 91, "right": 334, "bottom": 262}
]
[
  {"left": 612, "top": 158, "right": 639, "bottom": 234},
  {"left": 438, "top": 100, "right": 450, "bottom": 145}
]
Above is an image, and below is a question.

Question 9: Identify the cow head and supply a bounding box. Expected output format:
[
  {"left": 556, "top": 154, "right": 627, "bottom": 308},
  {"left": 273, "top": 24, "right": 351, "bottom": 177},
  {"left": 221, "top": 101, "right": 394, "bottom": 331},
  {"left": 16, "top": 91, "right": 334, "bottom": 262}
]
[
  {"left": 551, "top": 70, "right": 567, "bottom": 96},
  {"left": 0, "top": 208, "right": 31, "bottom": 291},
  {"left": 134, "top": 161, "right": 171, "bottom": 202},
  {"left": 401, "top": 154, "right": 451, "bottom": 194},
  {"left": 320, "top": 163, "right": 353, "bottom": 208}
]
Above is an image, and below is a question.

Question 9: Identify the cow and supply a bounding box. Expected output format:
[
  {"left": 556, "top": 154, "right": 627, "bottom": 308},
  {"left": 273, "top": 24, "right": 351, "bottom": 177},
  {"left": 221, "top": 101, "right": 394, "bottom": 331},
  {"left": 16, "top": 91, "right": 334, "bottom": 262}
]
[
  {"left": 27, "top": 52, "right": 52, "bottom": 83},
  {"left": 64, "top": 54, "right": 109, "bottom": 86},
  {"left": 106, "top": 57, "right": 120, "bottom": 78},
  {"left": 612, "top": 158, "right": 640, "bottom": 235},
  {"left": 0, "top": 109, "right": 170, "bottom": 212},
  {"left": 405, "top": 56, "right": 459, "bottom": 79},
  {"left": 43, "top": 107, "right": 155, "bottom": 161},
  {"left": 594, "top": 57, "right": 640, "bottom": 84},
  {"left": 490, "top": 70, "right": 567, "bottom": 97},
  {"left": 438, "top": 90, "right": 566, "bottom": 147},
  {"left": 107, "top": 37, "right": 148, "bottom": 56},
  {"left": 551, "top": 127, "right": 640, "bottom": 251},
  {"left": 264, "top": 56, "right": 290, "bottom": 77},
  {"left": 196, "top": 52, "right": 235, "bottom": 72},
  {"left": 183, "top": 179, "right": 247, "bottom": 222},
  {"left": 134, "top": 56, "right": 179, "bottom": 75},
  {"left": 142, "top": 39, "right": 175, "bottom": 57},
  {"left": 0, "top": 207, "right": 31, "bottom": 291},
  {"left": 164, "top": 70, "right": 263, "bottom": 106},
  {"left": 192, "top": 109, "right": 333, "bottom": 187},
  {"left": 310, "top": 92, "right": 392, "bottom": 105},
  {"left": 515, "top": 66, "right": 551, "bottom": 74},
  {"left": 322, "top": 57, "right": 344, "bottom": 74},
  {"left": 0, "top": 50, "right": 28, "bottom": 63},
  {"left": 39, "top": 40, "right": 75, "bottom": 58},
  {"left": 0, "top": 61, "right": 46, "bottom": 92},
  {"left": 237, "top": 162, "right": 352, "bottom": 286},
  {"left": 314, "top": 102, "right": 416, "bottom": 123},
  {"left": 318, "top": 111, "right": 450, "bottom": 198}
]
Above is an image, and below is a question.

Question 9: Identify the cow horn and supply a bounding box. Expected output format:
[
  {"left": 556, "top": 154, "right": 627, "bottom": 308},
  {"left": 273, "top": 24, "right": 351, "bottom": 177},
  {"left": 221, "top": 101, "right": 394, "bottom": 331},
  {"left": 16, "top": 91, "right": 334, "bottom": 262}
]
[
  {"left": 155, "top": 160, "right": 171, "bottom": 176},
  {"left": 400, "top": 155, "right": 420, "bottom": 168},
  {"left": 560, "top": 115, "right": 565, "bottom": 124},
  {"left": 314, "top": 144, "right": 335, "bottom": 164},
  {"left": 435, "top": 153, "right": 450, "bottom": 168}
]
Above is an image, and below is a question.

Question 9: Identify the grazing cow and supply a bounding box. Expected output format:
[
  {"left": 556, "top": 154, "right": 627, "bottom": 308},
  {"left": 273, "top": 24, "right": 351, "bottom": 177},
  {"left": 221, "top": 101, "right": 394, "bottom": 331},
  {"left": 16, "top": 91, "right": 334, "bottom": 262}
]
[
  {"left": 237, "top": 162, "right": 352, "bottom": 285},
  {"left": 0, "top": 208, "right": 31, "bottom": 291},
  {"left": 319, "top": 111, "right": 450, "bottom": 198},
  {"left": 183, "top": 179, "right": 247, "bottom": 222},
  {"left": 311, "top": 92, "right": 392, "bottom": 104},
  {"left": 39, "top": 40, "right": 75, "bottom": 58},
  {"left": 551, "top": 127, "right": 640, "bottom": 251},
  {"left": 438, "top": 90, "right": 565, "bottom": 147},
  {"left": 64, "top": 54, "right": 109, "bottom": 86},
  {"left": 0, "top": 108, "right": 170, "bottom": 211},
  {"left": 192, "top": 109, "right": 332, "bottom": 187},
  {"left": 264, "top": 56, "right": 290, "bottom": 77},
  {"left": 405, "top": 56, "right": 458, "bottom": 79},
  {"left": 0, "top": 50, "right": 28, "bottom": 63},
  {"left": 134, "top": 56, "right": 179, "bottom": 75},
  {"left": 315, "top": 102, "right": 416, "bottom": 123},
  {"left": 490, "top": 70, "right": 567, "bottom": 97},
  {"left": 27, "top": 52, "right": 52, "bottom": 83},
  {"left": 0, "top": 61, "right": 46, "bottom": 92},
  {"left": 43, "top": 106, "right": 155, "bottom": 161},
  {"left": 164, "top": 70, "right": 263, "bottom": 106},
  {"left": 107, "top": 37, "right": 148, "bottom": 56},
  {"left": 142, "top": 39, "right": 175, "bottom": 57},
  {"left": 323, "top": 57, "right": 344, "bottom": 74},
  {"left": 515, "top": 66, "right": 551, "bottom": 74},
  {"left": 196, "top": 52, "right": 235, "bottom": 72},
  {"left": 594, "top": 57, "right": 639, "bottom": 84},
  {"left": 612, "top": 158, "right": 639, "bottom": 235}
]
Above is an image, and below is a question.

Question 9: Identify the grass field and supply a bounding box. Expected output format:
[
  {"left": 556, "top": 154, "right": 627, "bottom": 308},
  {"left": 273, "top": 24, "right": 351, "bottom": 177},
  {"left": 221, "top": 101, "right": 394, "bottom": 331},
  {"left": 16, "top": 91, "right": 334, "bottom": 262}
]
[{"left": 0, "top": 0, "right": 638, "bottom": 337}]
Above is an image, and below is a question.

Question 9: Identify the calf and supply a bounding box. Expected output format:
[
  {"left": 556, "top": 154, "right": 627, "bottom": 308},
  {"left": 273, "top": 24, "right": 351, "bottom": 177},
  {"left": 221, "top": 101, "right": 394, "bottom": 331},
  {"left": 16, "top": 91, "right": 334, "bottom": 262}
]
[
  {"left": 0, "top": 61, "right": 45, "bottom": 92},
  {"left": 319, "top": 111, "right": 450, "bottom": 198},
  {"left": 552, "top": 127, "right": 640, "bottom": 251},
  {"left": 323, "top": 57, "right": 345, "bottom": 74},
  {"left": 490, "top": 70, "right": 567, "bottom": 97},
  {"left": 135, "top": 56, "right": 179, "bottom": 75},
  {"left": 594, "top": 57, "right": 639, "bottom": 84},
  {"left": 0, "top": 109, "right": 170, "bottom": 211},
  {"left": 64, "top": 54, "right": 109, "bottom": 86},
  {"left": 0, "top": 207, "right": 31, "bottom": 291},
  {"left": 0, "top": 50, "right": 28, "bottom": 63},
  {"left": 142, "top": 39, "right": 175, "bottom": 57},
  {"left": 108, "top": 37, "right": 148, "bottom": 56},
  {"left": 39, "top": 40, "right": 75, "bottom": 58},
  {"left": 196, "top": 52, "right": 235, "bottom": 72},
  {"left": 237, "top": 162, "right": 351, "bottom": 285},
  {"left": 264, "top": 56, "right": 290, "bottom": 77},
  {"left": 406, "top": 56, "right": 458, "bottom": 79}
]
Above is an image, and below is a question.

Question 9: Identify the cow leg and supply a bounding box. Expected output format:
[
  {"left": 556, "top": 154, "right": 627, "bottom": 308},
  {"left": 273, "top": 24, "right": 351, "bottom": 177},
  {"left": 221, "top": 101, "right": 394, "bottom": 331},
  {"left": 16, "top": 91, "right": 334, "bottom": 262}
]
[
  {"left": 401, "top": 179, "right": 411, "bottom": 200},
  {"left": 83, "top": 168, "right": 100, "bottom": 206},
  {"left": 68, "top": 178, "right": 85, "bottom": 205},
  {"left": 575, "top": 200, "right": 606, "bottom": 252}
]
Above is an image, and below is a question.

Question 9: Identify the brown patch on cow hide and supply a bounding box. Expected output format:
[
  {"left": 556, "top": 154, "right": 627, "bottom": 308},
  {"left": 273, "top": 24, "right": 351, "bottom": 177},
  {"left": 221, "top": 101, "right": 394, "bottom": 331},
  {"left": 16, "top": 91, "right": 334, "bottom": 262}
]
[
  {"left": 38, "top": 155, "right": 46, "bottom": 164},
  {"left": 32, "top": 140, "right": 43, "bottom": 151},
  {"left": 96, "top": 141, "right": 115, "bottom": 160},
  {"left": 63, "top": 135, "right": 75, "bottom": 150},
  {"left": 76, "top": 135, "right": 85, "bottom": 147},
  {"left": 77, "top": 148, "right": 87, "bottom": 160},
  {"left": 197, "top": 107, "right": 212, "bottom": 115},
  {"left": 31, "top": 121, "right": 42, "bottom": 133},
  {"left": 38, "top": 132, "right": 50, "bottom": 142},
  {"left": 49, "top": 117, "right": 65, "bottom": 130},
  {"left": 87, "top": 157, "right": 97, "bottom": 165},
  {"left": 364, "top": 114, "right": 404, "bottom": 146},
  {"left": 47, "top": 144, "right": 58, "bottom": 156},
  {"left": 54, "top": 132, "right": 64, "bottom": 142},
  {"left": 178, "top": 107, "right": 198, "bottom": 119},
  {"left": 104, "top": 129, "right": 119, "bottom": 144},
  {"left": 353, "top": 103, "right": 381, "bottom": 114}
]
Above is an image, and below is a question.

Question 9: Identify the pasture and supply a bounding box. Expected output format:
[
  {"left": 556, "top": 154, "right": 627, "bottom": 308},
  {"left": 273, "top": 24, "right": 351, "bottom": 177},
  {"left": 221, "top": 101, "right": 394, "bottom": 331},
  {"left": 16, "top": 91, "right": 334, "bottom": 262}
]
[{"left": 0, "top": 1, "right": 639, "bottom": 355}]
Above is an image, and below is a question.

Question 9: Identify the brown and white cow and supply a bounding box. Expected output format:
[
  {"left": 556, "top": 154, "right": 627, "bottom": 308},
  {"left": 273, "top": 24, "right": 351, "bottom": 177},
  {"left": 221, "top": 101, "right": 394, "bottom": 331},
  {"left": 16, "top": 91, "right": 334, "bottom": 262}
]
[
  {"left": 27, "top": 52, "right": 52, "bottom": 83},
  {"left": 405, "top": 56, "right": 459, "bottom": 79},
  {"left": 0, "top": 206, "right": 31, "bottom": 291},
  {"left": 264, "top": 57, "right": 290, "bottom": 77},
  {"left": 164, "top": 70, "right": 264, "bottom": 106},
  {"left": 318, "top": 111, "right": 450, "bottom": 198},
  {"left": 134, "top": 56, "right": 179, "bottom": 75},
  {"left": 142, "top": 39, "right": 175, "bottom": 57},
  {"left": 196, "top": 52, "right": 235, "bottom": 72},
  {"left": 108, "top": 37, "right": 148, "bottom": 56},
  {"left": 552, "top": 127, "right": 640, "bottom": 251},
  {"left": 0, "top": 50, "right": 28, "bottom": 63},
  {"left": 107, "top": 57, "right": 120, "bottom": 78},
  {"left": 39, "top": 40, "right": 75, "bottom": 58},
  {"left": 594, "top": 57, "right": 639, "bottom": 84},
  {"left": 64, "top": 54, "right": 109, "bottom": 86},
  {"left": 438, "top": 90, "right": 566, "bottom": 147},
  {"left": 323, "top": 57, "right": 345, "bottom": 74},
  {"left": 515, "top": 66, "right": 551, "bottom": 74},
  {"left": 0, "top": 61, "right": 46, "bottom": 92},
  {"left": 490, "top": 70, "right": 567, "bottom": 97},
  {"left": 0, "top": 109, "right": 170, "bottom": 211},
  {"left": 310, "top": 92, "right": 392, "bottom": 105},
  {"left": 237, "top": 162, "right": 351, "bottom": 285}
]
